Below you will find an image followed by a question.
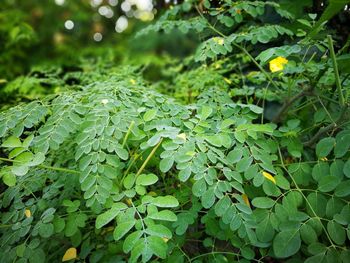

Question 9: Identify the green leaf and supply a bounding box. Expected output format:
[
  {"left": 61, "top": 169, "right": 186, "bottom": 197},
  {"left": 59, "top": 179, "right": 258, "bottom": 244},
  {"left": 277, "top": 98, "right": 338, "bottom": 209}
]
[
  {"left": 335, "top": 180, "right": 350, "bottom": 197},
  {"left": 204, "top": 135, "right": 222, "bottom": 147},
  {"left": 236, "top": 157, "right": 253, "bottom": 173},
  {"left": 136, "top": 173, "right": 158, "bottom": 186},
  {"left": 159, "top": 157, "right": 174, "bottom": 173},
  {"left": 192, "top": 178, "right": 207, "bottom": 197},
  {"left": 318, "top": 175, "right": 341, "bottom": 192},
  {"left": 214, "top": 196, "right": 231, "bottom": 216},
  {"left": 143, "top": 109, "right": 157, "bottom": 122},
  {"left": 252, "top": 197, "right": 275, "bottom": 208},
  {"left": 2, "top": 136, "right": 22, "bottom": 148},
  {"left": 95, "top": 203, "right": 127, "bottom": 229},
  {"left": 11, "top": 165, "right": 29, "bottom": 176},
  {"left": 256, "top": 215, "right": 275, "bottom": 242},
  {"left": 30, "top": 152, "right": 46, "bottom": 166},
  {"left": 38, "top": 223, "right": 54, "bottom": 238},
  {"left": 145, "top": 224, "right": 172, "bottom": 239},
  {"left": 199, "top": 106, "right": 212, "bottom": 120},
  {"left": 115, "top": 148, "right": 129, "bottom": 160},
  {"left": 15, "top": 151, "right": 33, "bottom": 164},
  {"left": 300, "top": 224, "right": 318, "bottom": 244},
  {"left": 148, "top": 210, "right": 177, "bottom": 221},
  {"left": 316, "top": 137, "right": 335, "bottom": 158},
  {"left": 123, "top": 231, "right": 143, "bottom": 253},
  {"left": 124, "top": 173, "right": 136, "bottom": 189},
  {"left": 2, "top": 171, "right": 16, "bottom": 186},
  {"left": 22, "top": 134, "right": 34, "bottom": 148},
  {"left": 178, "top": 166, "right": 191, "bottom": 182},
  {"left": 227, "top": 149, "right": 242, "bottom": 163},
  {"left": 343, "top": 160, "right": 350, "bottom": 178},
  {"left": 114, "top": 220, "right": 136, "bottom": 241},
  {"left": 334, "top": 132, "right": 350, "bottom": 157},
  {"left": 16, "top": 243, "right": 26, "bottom": 257},
  {"left": 201, "top": 188, "right": 215, "bottom": 209},
  {"left": 152, "top": 196, "right": 179, "bottom": 208},
  {"left": 148, "top": 236, "right": 167, "bottom": 259},
  {"left": 306, "top": 193, "right": 327, "bottom": 217},
  {"left": 327, "top": 220, "right": 346, "bottom": 245},
  {"left": 273, "top": 229, "right": 301, "bottom": 258}
]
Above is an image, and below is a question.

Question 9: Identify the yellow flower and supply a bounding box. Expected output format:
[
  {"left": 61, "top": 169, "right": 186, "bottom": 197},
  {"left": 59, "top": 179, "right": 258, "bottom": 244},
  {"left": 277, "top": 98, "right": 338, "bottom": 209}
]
[
  {"left": 320, "top": 157, "right": 328, "bottom": 161},
  {"left": 130, "top": 79, "right": 136, "bottom": 85},
  {"left": 24, "top": 209, "right": 31, "bottom": 218},
  {"left": 62, "top": 247, "right": 77, "bottom": 262},
  {"left": 162, "top": 237, "right": 169, "bottom": 243},
  {"left": 262, "top": 171, "right": 276, "bottom": 184},
  {"left": 269, "top": 56, "right": 288, "bottom": 72}
]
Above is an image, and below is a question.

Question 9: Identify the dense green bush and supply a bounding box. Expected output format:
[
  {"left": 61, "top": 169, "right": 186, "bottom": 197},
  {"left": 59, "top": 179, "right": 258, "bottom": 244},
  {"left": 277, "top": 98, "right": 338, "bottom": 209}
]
[{"left": 1, "top": 0, "right": 350, "bottom": 262}]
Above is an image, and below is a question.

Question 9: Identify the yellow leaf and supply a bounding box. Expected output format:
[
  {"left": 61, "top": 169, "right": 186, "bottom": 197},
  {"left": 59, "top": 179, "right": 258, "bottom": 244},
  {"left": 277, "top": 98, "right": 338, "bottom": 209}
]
[
  {"left": 62, "top": 247, "right": 77, "bottom": 262},
  {"left": 269, "top": 56, "right": 288, "bottom": 73},
  {"left": 24, "top": 209, "right": 31, "bottom": 218},
  {"left": 224, "top": 77, "right": 232, "bottom": 84},
  {"left": 126, "top": 198, "right": 132, "bottom": 206},
  {"left": 262, "top": 171, "right": 276, "bottom": 184},
  {"left": 242, "top": 194, "right": 250, "bottom": 208}
]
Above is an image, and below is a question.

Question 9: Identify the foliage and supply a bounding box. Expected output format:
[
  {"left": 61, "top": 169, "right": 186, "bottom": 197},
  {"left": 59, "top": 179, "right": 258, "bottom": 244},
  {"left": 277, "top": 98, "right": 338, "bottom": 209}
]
[{"left": 1, "top": 0, "right": 350, "bottom": 262}]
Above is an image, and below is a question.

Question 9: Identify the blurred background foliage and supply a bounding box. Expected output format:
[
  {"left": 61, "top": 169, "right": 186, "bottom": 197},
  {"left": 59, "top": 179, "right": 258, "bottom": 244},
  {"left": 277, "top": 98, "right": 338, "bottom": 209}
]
[{"left": 0, "top": 0, "right": 349, "bottom": 105}]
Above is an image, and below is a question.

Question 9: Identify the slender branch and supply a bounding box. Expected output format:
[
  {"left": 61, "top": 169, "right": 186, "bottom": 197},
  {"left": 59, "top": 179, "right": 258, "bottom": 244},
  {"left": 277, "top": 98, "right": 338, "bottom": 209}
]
[
  {"left": 0, "top": 157, "right": 80, "bottom": 175},
  {"left": 327, "top": 35, "right": 345, "bottom": 106},
  {"left": 122, "top": 121, "right": 135, "bottom": 148},
  {"left": 272, "top": 88, "right": 313, "bottom": 123},
  {"left": 303, "top": 106, "right": 348, "bottom": 147},
  {"left": 135, "top": 138, "right": 163, "bottom": 177}
]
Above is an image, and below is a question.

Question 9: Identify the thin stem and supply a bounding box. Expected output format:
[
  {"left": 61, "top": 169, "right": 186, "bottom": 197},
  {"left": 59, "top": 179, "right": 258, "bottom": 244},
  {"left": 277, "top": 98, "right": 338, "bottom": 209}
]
[
  {"left": 327, "top": 35, "right": 345, "bottom": 106},
  {"left": 272, "top": 88, "right": 312, "bottom": 123},
  {"left": 303, "top": 106, "right": 348, "bottom": 147},
  {"left": 136, "top": 138, "right": 163, "bottom": 177},
  {"left": 0, "top": 157, "right": 80, "bottom": 175},
  {"left": 122, "top": 121, "right": 135, "bottom": 148}
]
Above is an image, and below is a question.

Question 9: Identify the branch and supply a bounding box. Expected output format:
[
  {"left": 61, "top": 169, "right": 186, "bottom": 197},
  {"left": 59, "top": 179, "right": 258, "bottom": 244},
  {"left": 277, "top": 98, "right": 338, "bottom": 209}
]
[
  {"left": 0, "top": 157, "right": 80, "bottom": 174},
  {"left": 272, "top": 88, "right": 313, "bottom": 123},
  {"left": 327, "top": 35, "right": 345, "bottom": 106},
  {"left": 303, "top": 106, "right": 348, "bottom": 147}
]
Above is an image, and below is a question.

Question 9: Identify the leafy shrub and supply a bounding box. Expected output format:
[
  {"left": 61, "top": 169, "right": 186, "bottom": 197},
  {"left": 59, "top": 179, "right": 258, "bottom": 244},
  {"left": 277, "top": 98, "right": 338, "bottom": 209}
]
[{"left": 1, "top": 0, "right": 350, "bottom": 262}]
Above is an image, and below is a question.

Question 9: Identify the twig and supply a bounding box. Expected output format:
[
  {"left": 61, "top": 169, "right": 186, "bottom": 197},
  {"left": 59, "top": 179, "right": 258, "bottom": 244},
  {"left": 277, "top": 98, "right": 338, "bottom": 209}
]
[
  {"left": 122, "top": 120, "right": 135, "bottom": 148},
  {"left": 272, "top": 88, "right": 313, "bottom": 123},
  {"left": 135, "top": 138, "right": 163, "bottom": 177},
  {"left": 0, "top": 157, "right": 80, "bottom": 174},
  {"left": 303, "top": 106, "right": 348, "bottom": 147},
  {"left": 327, "top": 35, "right": 345, "bottom": 106}
]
